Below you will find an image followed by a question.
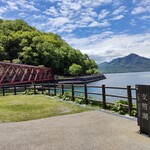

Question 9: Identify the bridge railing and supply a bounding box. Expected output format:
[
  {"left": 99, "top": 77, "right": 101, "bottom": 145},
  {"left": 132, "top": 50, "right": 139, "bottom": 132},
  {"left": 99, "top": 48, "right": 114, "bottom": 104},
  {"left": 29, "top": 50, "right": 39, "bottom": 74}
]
[
  {"left": 0, "top": 61, "right": 54, "bottom": 85},
  {"left": 0, "top": 82, "right": 137, "bottom": 116}
]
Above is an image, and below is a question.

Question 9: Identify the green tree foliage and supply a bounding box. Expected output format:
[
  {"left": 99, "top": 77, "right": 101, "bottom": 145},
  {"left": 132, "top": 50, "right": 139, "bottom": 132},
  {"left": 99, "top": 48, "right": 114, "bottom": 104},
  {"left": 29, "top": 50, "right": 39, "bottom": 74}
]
[
  {"left": 0, "top": 19, "right": 98, "bottom": 75},
  {"left": 69, "top": 64, "right": 82, "bottom": 76}
]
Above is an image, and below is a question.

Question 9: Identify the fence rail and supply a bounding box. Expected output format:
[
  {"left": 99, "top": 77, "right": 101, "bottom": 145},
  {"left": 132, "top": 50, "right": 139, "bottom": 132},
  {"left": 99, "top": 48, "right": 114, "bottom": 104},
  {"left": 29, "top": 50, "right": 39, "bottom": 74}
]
[{"left": 0, "top": 82, "right": 137, "bottom": 116}]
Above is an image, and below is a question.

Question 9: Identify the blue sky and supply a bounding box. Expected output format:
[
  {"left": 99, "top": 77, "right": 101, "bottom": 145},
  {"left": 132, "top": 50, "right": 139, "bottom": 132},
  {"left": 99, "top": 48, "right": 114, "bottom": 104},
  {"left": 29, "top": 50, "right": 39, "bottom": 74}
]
[{"left": 0, "top": 0, "right": 150, "bottom": 63}]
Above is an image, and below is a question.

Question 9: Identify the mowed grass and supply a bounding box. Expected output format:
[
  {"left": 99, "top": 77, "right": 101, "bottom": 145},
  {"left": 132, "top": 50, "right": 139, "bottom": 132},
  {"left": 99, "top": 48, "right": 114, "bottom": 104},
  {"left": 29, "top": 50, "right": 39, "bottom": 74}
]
[{"left": 0, "top": 95, "right": 91, "bottom": 123}]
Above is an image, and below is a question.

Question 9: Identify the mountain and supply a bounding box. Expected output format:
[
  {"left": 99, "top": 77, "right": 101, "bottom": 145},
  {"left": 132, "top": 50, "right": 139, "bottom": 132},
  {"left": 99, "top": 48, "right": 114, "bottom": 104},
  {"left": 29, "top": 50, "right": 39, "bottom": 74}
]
[{"left": 98, "top": 53, "right": 150, "bottom": 73}]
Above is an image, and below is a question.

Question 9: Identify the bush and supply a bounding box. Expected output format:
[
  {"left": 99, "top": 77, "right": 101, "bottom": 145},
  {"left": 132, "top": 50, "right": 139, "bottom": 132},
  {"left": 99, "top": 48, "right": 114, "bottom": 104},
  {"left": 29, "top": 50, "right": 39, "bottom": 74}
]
[
  {"left": 86, "top": 69, "right": 93, "bottom": 75},
  {"left": 93, "top": 69, "right": 99, "bottom": 74},
  {"left": 131, "top": 110, "right": 137, "bottom": 116},
  {"left": 56, "top": 94, "right": 63, "bottom": 99},
  {"left": 55, "top": 94, "right": 137, "bottom": 117},
  {"left": 75, "top": 98, "right": 84, "bottom": 104},
  {"left": 111, "top": 100, "right": 128, "bottom": 115},
  {"left": 23, "top": 89, "right": 37, "bottom": 95},
  {"left": 69, "top": 64, "right": 82, "bottom": 76}
]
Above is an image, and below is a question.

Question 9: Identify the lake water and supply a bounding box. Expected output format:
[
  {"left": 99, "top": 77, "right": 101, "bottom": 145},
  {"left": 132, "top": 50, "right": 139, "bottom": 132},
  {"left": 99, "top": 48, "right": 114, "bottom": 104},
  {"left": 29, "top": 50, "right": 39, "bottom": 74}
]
[
  {"left": 56, "top": 72, "right": 150, "bottom": 103},
  {"left": 89, "top": 71, "right": 150, "bottom": 87},
  {"left": 87, "top": 72, "right": 150, "bottom": 103}
]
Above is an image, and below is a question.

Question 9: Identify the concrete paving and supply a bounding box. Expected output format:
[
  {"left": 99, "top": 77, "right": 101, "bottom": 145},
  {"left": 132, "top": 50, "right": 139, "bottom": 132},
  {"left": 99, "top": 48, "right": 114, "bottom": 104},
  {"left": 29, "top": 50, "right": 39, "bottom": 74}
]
[{"left": 0, "top": 110, "right": 150, "bottom": 150}]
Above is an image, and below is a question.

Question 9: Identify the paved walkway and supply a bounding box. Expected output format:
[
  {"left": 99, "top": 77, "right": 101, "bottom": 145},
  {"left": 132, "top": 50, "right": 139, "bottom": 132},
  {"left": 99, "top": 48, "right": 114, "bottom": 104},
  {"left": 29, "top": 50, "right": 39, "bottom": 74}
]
[{"left": 0, "top": 110, "right": 150, "bottom": 150}]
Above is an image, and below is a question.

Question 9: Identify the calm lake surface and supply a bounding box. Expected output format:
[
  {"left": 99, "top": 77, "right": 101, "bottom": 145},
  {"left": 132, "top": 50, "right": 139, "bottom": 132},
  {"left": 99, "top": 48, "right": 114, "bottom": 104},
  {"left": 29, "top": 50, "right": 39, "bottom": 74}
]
[
  {"left": 87, "top": 71, "right": 150, "bottom": 103},
  {"left": 89, "top": 71, "right": 150, "bottom": 87},
  {"left": 57, "top": 72, "right": 150, "bottom": 103}
]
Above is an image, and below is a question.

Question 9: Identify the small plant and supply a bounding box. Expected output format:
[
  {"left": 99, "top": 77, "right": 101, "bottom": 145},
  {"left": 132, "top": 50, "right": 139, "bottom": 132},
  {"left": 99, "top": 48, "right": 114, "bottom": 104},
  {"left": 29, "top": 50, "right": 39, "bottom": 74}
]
[
  {"left": 55, "top": 92, "right": 138, "bottom": 117},
  {"left": 131, "top": 110, "right": 137, "bottom": 117},
  {"left": 75, "top": 98, "right": 84, "bottom": 104},
  {"left": 44, "top": 90, "right": 49, "bottom": 95},
  {"left": 64, "top": 91, "right": 72, "bottom": 96},
  {"left": 56, "top": 94, "right": 63, "bottom": 99},
  {"left": 59, "top": 94, "right": 71, "bottom": 101},
  {"left": 23, "top": 89, "right": 38, "bottom": 95},
  {"left": 89, "top": 100, "right": 101, "bottom": 106},
  {"left": 54, "top": 92, "right": 138, "bottom": 117},
  {"left": 111, "top": 100, "right": 128, "bottom": 115},
  {"left": 64, "top": 97, "right": 72, "bottom": 101}
]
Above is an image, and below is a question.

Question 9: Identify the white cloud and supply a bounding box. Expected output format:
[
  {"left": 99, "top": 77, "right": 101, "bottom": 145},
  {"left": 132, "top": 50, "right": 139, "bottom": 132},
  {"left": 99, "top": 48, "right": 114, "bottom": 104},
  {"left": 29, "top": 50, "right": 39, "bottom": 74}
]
[
  {"left": 18, "top": 12, "right": 27, "bottom": 18},
  {"left": 7, "top": 1, "right": 18, "bottom": 10},
  {"left": 78, "top": 0, "right": 112, "bottom": 8},
  {"left": 99, "top": 21, "right": 110, "bottom": 27},
  {"left": 131, "top": 6, "right": 150, "bottom": 15},
  {"left": 32, "top": 14, "right": 46, "bottom": 19},
  {"left": 14, "top": 0, "right": 39, "bottom": 12},
  {"left": 64, "top": 33, "right": 150, "bottom": 63},
  {"left": 132, "top": 0, "right": 137, "bottom": 4},
  {"left": 98, "top": 9, "right": 109, "bottom": 19},
  {"left": 0, "top": 7, "right": 7, "bottom": 15},
  {"left": 111, "top": 15, "right": 124, "bottom": 20},
  {"left": 111, "top": 0, "right": 123, "bottom": 7},
  {"left": 84, "top": 8, "right": 97, "bottom": 18},
  {"left": 130, "top": 19, "right": 137, "bottom": 26},
  {"left": 35, "top": 0, "right": 114, "bottom": 33},
  {"left": 1, "top": 1, "right": 39, "bottom": 14},
  {"left": 70, "top": 3, "right": 81, "bottom": 10},
  {"left": 48, "top": 17, "right": 70, "bottom": 27},
  {"left": 80, "top": 16, "right": 94, "bottom": 23},
  {"left": 131, "top": 0, "right": 150, "bottom": 15},
  {"left": 44, "top": 6, "right": 59, "bottom": 17},
  {"left": 38, "top": 0, "right": 114, "bottom": 33},
  {"left": 88, "top": 21, "right": 100, "bottom": 27},
  {"left": 48, "top": 0, "right": 61, "bottom": 3},
  {"left": 140, "top": 15, "right": 150, "bottom": 20},
  {"left": 140, "top": 0, "right": 150, "bottom": 6},
  {"left": 112, "top": 6, "right": 126, "bottom": 15}
]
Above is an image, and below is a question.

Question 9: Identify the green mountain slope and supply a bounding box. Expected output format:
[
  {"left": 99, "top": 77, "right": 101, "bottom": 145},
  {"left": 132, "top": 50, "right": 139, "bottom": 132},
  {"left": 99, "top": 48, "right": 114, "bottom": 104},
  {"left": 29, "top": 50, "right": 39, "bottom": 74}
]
[
  {"left": 0, "top": 19, "right": 98, "bottom": 75},
  {"left": 98, "top": 53, "right": 150, "bottom": 73}
]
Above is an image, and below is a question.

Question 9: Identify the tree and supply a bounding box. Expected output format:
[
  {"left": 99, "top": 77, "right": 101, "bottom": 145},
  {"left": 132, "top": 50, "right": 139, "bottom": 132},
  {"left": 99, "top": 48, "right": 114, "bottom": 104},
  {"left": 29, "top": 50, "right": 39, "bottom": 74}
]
[
  {"left": 0, "top": 19, "right": 98, "bottom": 75},
  {"left": 86, "top": 69, "right": 93, "bottom": 75},
  {"left": 69, "top": 64, "right": 82, "bottom": 76}
]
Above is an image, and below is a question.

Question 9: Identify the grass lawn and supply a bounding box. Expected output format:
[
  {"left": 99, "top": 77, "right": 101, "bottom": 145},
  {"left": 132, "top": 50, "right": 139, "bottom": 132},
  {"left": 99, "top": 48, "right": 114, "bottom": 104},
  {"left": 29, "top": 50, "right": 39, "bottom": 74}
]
[{"left": 0, "top": 95, "right": 91, "bottom": 123}]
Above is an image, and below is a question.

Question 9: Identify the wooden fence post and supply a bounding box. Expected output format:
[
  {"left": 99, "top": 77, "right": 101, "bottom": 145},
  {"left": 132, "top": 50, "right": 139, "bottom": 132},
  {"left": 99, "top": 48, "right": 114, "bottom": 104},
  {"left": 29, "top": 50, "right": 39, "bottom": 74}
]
[
  {"left": 24, "top": 84, "right": 27, "bottom": 91},
  {"left": 14, "top": 84, "right": 16, "bottom": 95},
  {"left": 61, "top": 84, "right": 64, "bottom": 95},
  {"left": 102, "top": 84, "right": 106, "bottom": 109},
  {"left": 84, "top": 84, "right": 88, "bottom": 104},
  {"left": 2, "top": 86, "right": 5, "bottom": 96},
  {"left": 42, "top": 83, "right": 44, "bottom": 94},
  {"left": 127, "top": 85, "right": 132, "bottom": 116},
  {"left": 71, "top": 84, "right": 74, "bottom": 100},
  {"left": 34, "top": 84, "right": 36, "bottom": 94},
  {"left": 54, "top": 82, "right": 56, "bottom": 95},
  {"left": 48, "top": 83, "right": 50, "bottom": 96}
]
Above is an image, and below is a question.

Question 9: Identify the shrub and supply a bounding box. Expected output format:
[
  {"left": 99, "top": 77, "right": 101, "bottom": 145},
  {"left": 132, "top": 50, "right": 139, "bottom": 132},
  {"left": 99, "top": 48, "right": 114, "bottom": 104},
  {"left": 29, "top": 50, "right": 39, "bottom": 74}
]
[
  {"left": 69, "top": 64, "right": 82, "bottom": 76},
  {"left": 93, "top": 69, "right": 99, "bottom": 74},
  {"left": 86, "top": 69, "right": 93, "bottom": 75},
  {"left": 75, "top": 98, "right": 84, "bottom": 104},
  {"left": 56, "top": 94, "right": 63, "bottom": 99},
  {"left": 23, "top": 89, "right": 36, "bottom": 95},
  {"left": 111, "top": 100, "right": 128, "bottom": 115},
  {"left": 131, "top": 110, "right": 137, "bottom": 117}
]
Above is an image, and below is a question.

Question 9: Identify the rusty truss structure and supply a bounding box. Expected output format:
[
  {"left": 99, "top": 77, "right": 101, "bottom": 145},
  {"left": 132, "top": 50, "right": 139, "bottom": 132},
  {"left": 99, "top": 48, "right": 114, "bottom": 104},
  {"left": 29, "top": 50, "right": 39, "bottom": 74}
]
[{"left": 0, "top": 62, "right": 54, "bottom": 86}]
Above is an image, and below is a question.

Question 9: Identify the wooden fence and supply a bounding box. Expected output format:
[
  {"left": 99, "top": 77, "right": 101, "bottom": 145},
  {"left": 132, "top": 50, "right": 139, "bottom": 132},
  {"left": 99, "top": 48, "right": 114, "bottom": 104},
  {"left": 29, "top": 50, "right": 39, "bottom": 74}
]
[{"left": 0, "top": 82, "right": 137, "bottom": 116}]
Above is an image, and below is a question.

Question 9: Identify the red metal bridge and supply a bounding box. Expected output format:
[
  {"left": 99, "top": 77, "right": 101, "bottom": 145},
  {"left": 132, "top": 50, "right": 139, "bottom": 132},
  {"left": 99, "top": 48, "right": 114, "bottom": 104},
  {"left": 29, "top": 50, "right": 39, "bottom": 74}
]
[{"left": 0, "top": 62, "right": 54, "bottom": 86}]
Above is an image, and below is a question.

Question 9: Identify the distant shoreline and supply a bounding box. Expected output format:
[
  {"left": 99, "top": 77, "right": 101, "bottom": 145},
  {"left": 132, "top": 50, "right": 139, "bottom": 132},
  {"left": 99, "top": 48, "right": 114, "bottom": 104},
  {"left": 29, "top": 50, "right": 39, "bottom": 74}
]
[
  {"left": 102, "top": 71, "right": 150, "bottom": 74},
  {"left": 57, "top": 74, "right": 106, "bottom": 84}
]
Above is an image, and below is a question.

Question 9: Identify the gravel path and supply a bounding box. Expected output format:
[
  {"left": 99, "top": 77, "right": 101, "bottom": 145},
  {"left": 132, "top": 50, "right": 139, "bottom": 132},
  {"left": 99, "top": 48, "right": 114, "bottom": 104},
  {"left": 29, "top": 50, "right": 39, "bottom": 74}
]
[{"left": 0, "top": 110, "right": 150, "bottom": 150}]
